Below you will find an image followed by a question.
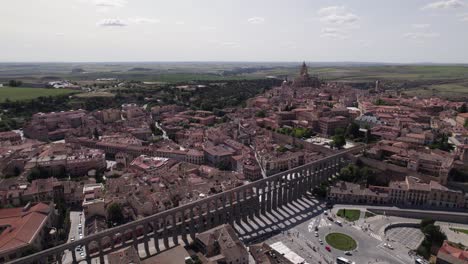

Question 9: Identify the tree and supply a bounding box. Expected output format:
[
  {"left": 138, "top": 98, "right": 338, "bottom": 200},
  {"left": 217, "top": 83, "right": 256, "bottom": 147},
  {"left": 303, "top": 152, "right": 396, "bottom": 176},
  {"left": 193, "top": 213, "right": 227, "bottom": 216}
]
[
  {"left": 429, "top": 134, "right": 453, "bottom": 152},
  {"left": 107, "top": 203, "right": 124, "bottom": 226},
  {"left": 93, "top": 128, "right": 100, "bottom": 140},
  {"left": 332, "top": 129, "right": 346, "bottom": 149},
  {"left": 8, "top": 80, "right": 22, "bottom": 87},
  {"left": 256, "top": 110, "right": 266, "bottom": 118},
  {"left": 365, "top": 128, "right": 372, "bottom": 144},
  {"left": 345, "top": 122, "right": 360, "bottom": 139},
  {"left": 459, "top": 103, "right": 467, "bottom": 113},
  {"left": 420, "top": 218, "right": 435, "bottom": 229},
  {"left": 150, "top": 123, "right": 163, "bottom": 136}
]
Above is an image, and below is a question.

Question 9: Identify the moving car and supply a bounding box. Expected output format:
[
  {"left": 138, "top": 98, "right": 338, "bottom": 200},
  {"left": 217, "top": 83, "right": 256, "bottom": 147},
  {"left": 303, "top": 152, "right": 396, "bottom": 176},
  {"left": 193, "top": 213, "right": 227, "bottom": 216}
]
[
  {"left": 336, "top": 257, "right": 355, "bottom": 264},
  {"left": 344, "top": 251, "right": 352, "bottom": 256},
  {"left": 335, "top": 220, "right": 342, "bottom": 226},
  {"left": 384, "top": 243, "right": 394, "bottom": 249},
  {"left": 319, "top": 239, "right": 323, "bottom": 245},
  {"left": 314, "top": 231, "right": 319, "bottom": 237},
  {"left": 325, "top": 246, "right": 331, "bottom": 252}
]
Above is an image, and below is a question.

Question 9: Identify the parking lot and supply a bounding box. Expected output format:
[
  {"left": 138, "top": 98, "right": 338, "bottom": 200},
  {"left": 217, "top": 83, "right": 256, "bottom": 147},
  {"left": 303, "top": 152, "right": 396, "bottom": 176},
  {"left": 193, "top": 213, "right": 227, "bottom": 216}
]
[{"left": 386, "top": 227, "right": 425, "bottom": 250}]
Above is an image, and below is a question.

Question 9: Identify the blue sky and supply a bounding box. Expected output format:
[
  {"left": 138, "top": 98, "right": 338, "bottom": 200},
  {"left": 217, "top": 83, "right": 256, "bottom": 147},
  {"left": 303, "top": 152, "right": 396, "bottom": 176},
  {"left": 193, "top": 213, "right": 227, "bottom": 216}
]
[{"left": 1, "top": 0, "right": 468, "bottom": 62}]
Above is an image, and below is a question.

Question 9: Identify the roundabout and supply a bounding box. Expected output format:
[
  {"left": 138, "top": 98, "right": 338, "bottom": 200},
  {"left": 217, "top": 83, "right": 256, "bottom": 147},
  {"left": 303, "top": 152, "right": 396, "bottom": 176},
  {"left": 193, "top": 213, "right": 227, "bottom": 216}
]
[{"left": 325, "top": 232, "right": 357, "bottom": 251}]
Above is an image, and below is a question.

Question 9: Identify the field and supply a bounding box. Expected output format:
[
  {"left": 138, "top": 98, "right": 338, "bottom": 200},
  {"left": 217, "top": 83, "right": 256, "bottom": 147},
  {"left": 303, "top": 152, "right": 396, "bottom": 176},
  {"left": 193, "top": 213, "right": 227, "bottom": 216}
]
[
  {"left": 74, "top": 91, "right": 114, "bottom": 98},
  {"left": 0, "top": 87, "right": 77, "bottom": 102},
  {"left": 325, "top": 233, "right": 357, "bottom": 251},
  {"left": 403, "top": 82, "right": 468, "bottom": 99},
  {"left": 364, "top": 211, "right": 376, "bottom": 218},
  {"left": 450, "top": 228, "right": 468, "bottom": 235},
  {"left": 1, "top": 62, "right": 468, "bottom": 100},
  {"left": 337, "top": 209, "right": 361, "bottom": 222}
]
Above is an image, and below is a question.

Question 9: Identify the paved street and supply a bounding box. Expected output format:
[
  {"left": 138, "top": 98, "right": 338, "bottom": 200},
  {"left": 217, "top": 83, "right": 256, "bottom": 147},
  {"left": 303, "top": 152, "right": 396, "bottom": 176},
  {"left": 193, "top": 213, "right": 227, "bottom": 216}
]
[
  {"left": 229, "top": 195, "right": 418, "bottom": 264},
  {"left": 386, "top": 227, "right": 424, "bottom": 250},
  {"left": 63, "top": 211, "right": 86, "bottom": 264}
]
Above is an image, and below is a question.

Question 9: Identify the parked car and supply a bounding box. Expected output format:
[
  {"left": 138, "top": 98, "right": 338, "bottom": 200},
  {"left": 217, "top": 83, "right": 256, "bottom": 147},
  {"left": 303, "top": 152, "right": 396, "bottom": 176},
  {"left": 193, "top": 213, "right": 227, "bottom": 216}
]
[{"left": 335, "top": 220, "right": 342, "bottom": 226}]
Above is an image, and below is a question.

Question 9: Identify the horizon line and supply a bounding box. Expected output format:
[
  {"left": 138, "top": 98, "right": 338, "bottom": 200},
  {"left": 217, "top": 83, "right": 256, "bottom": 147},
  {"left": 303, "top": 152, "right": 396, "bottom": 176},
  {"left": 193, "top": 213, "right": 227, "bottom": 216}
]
[{"left": 0, "top": 60, "right": 468, "bottom": 65}]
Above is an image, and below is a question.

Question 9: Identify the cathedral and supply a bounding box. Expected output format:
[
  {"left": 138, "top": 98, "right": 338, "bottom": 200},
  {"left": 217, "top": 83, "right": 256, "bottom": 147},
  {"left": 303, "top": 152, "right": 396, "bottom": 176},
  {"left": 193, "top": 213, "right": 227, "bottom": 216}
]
[{"left": 292, "top": 62, "right": 321, "bottom": 88}]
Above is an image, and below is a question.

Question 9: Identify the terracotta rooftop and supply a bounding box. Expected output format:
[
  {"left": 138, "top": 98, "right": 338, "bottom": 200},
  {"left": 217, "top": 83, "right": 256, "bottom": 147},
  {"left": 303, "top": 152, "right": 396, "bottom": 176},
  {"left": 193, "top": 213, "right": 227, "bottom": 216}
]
[{"left": 0, "top": 203, "right": 51, "bottom": 255}]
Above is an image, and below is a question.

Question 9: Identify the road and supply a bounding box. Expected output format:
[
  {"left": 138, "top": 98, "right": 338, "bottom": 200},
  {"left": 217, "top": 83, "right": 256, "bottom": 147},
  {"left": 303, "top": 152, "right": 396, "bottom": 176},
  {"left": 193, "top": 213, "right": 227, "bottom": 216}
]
[
  {"left": 231, "top": 197, "right": 418, "bottom": 264},
  {"left": 63, "top": 211, "right": 86, "bottom": 263}
]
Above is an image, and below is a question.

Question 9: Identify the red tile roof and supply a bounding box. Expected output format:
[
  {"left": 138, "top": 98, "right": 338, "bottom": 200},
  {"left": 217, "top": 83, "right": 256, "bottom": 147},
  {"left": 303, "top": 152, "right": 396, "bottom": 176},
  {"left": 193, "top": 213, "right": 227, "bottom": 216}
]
[{"left": 0, "top": 203, "right": 51, "bottom": 255}]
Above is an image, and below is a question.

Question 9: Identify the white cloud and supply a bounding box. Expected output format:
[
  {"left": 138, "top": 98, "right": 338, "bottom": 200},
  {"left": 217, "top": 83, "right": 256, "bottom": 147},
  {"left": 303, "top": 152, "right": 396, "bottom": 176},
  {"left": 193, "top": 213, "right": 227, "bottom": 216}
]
[
  {"left": 412, "top": 23, "right": 431, "bottom": 28},
  {"left": 403, "top": 32, "right": 440, "bottom": 39},
  {"left": 94, "top": 0, "right": 127, "bottom": 8},
  {"left": 96, "top": 17, "right": 159, "bottom": 27},
  {"left": 460, "top": 13, "right": 468, "bottom": 21},
  {"left": 200, "top": 26, "right": 217, "bottom": 31},
  {"left": 280, "top": 41, "right": 297, "bottom": 49},
  {"left": 221, "top": 41, "right": 241, "bottom": 48},
  {"left": 175, "top": 21, "right": 185, "bottom": 25},
  {"left": 320, "top": 28, "right": 348, "bottom": 39},
  {"left": 422, "top": 0, "right": 465, "bottom": 10},
  {"left": 97, "top": 18, "right": 127, "bottom": 27},
  {"left": 317, "top": 6, "right": 359, "bottom": 25},
  {"left": 128, "top": 17, "right": 160, "bottom": 24},
  {"left": 247, "top": 17, "right": 265, "bottom": 24},
  {"left": 359, "top": 40, "right": 372, "bottom": 47},
  {"left": 317, "top": 6, "right": 345, "bottom": 16}
]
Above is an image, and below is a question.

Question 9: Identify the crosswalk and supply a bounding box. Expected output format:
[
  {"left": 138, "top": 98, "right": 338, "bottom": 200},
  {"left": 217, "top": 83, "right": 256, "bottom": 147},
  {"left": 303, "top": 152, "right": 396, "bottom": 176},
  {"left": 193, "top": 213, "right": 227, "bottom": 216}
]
[
  {"left": 370, "top": 232, "right": 383, "bottom": 241},
  {"left": 307, "top": 217, "right": 332, "bottom": 232}
]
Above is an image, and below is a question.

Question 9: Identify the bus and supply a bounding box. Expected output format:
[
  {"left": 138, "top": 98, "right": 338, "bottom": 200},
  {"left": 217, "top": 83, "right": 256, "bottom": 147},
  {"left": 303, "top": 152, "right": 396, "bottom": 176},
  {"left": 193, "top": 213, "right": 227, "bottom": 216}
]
[{"left": 336, "top": 257, "right": 355, "bottom": 264}]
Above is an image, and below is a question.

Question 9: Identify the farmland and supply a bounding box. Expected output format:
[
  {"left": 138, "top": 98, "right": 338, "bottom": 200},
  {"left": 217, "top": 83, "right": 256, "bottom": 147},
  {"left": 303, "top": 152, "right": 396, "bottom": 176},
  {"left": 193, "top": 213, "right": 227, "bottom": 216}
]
[{"left": 0, "top": 87, "right": 78, "bottom": 102}]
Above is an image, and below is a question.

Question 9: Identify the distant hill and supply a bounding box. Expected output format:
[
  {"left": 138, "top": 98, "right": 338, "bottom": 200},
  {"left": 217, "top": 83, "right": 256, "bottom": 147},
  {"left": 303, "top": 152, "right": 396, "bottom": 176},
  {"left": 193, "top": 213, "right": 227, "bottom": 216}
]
[
  {"left": 71, "top": 68, "right": 85, "bottom": 73},
  {"left": 128, "top": 67, "right": 153, "bottom": 72}
]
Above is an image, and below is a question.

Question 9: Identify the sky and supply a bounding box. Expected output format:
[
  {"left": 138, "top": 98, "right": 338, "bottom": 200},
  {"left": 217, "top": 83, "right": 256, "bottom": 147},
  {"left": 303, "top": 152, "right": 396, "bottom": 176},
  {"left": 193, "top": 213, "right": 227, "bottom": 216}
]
[{"left": 1, "top": 0, "right": 468, "bottom": 63}]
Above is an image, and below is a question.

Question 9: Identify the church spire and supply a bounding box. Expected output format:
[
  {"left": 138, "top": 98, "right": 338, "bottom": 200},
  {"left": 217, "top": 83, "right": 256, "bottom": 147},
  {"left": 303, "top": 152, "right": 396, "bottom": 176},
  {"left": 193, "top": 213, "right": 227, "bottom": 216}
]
[{"left": 300, "top": 61, "right": 309, "bottom": 76}]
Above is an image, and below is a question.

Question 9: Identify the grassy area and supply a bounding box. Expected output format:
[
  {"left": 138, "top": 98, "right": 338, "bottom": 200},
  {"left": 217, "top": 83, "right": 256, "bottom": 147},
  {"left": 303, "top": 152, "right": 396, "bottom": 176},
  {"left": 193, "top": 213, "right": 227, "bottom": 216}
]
[
  {"left": 450, "top": 228, "right": 468, "bottom": 235},
  {"left": 337, "top": 209, "right": 361, "bottom": 222},
  {"left": 404, "top": 82, "right": 468, "bottom": 99},
  {"left": 0, "top": 87, "right": 77, "bottom": 102},
  {"left": 74, "top": 92, "right": 114, "bottom": 98},
  {"left": 325, "top": 233, "right": 357, "bottom": 251},
  {"left": 364, "top": 212, "right": 376, "bottom": 218}
]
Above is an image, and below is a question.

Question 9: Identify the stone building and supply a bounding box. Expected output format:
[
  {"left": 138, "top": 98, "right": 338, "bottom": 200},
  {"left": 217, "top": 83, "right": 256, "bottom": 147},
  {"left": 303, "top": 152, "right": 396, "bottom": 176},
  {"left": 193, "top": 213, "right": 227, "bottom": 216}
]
[
  {"left": 329, "top": 176, "right": 466, "bottom": 209},
  {"left": 194, "top": 224, "right": 249, "bottom": 264},
  {"left": 0, "top": 203, "right": 54, "bottom": 263},
  {"left": 292, "top": 62, "right": 320, "bottom": 88}
]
